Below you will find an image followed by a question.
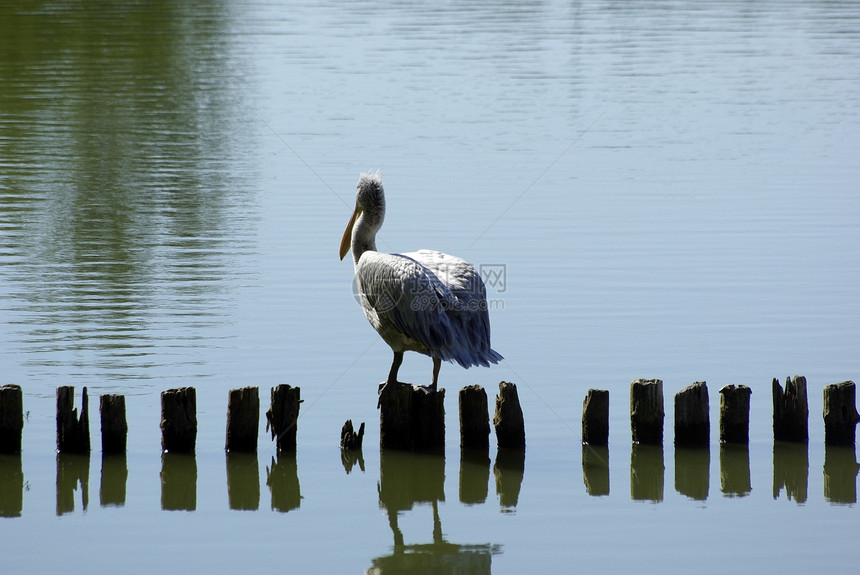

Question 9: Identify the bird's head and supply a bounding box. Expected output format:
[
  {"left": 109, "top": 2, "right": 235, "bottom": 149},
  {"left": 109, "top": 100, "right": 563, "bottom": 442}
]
[{"left": 340, "top": 172, "right": 385, "bottom": 261}]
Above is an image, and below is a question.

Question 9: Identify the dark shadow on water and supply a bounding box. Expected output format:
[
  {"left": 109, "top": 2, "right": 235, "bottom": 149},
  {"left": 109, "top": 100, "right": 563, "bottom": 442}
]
[
  {"left": 773, "top": 441, "right": 808, "bottom": 504},
  {"left": 582, "top": 444, "right": 609, "bottom": 497},
  {"left": 630, "top": 444, "right": 664, "bottom": 502},
  {"left": 719, "top": 443, "right": 751, "bottom": 498},
  {"left": 226, "top": 452, "right": 259, "bottom": 511},
  {"left": 57, "top": 453, "right": 89, "bottom": 515},
  {"left": 494, "top": 448, "right": 525, "bottom": 511},
  {"left": 342, "top": 447, "right": 366, "bottom": 475},
  {"left": 100, "top": 453, "right": 127, "bottom": 508},
  {"left": 823, "top": 445, "right": 859, "bottom": 505},
  {"left": 675, "top": 447, "right": 709, "bottom": 501},
  {"left": 459, "top": 449, "right": 490, "bottom": 505},
  {"left": 266, "top": 452, "right": 301, "bottom": 512},
  {"left": 370, "top": 449, "right": 501, "bottom": 574},
  {"left": 0, "top": 454, "right": 24, "bottom": 517},
  {"left": 160, "top": 452, "right": 196, "bottom": 511}
]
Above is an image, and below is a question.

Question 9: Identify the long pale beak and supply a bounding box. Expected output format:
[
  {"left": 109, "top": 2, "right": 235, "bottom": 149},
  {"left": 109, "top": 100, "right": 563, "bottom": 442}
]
[{"left": 339, "top": 204, "right": 360, "bottom": 261}]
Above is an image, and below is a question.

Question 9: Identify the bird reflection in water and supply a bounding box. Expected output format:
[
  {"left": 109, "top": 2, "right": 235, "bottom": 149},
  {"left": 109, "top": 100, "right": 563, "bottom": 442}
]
[{"left": 368, "top": 450, "right": 502, "bottom": 574}]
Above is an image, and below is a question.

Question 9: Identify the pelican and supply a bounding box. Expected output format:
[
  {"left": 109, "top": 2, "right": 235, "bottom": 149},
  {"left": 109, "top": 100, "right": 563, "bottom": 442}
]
[{"left": 339, "top": 172, "right": 502, "bottom": 401}]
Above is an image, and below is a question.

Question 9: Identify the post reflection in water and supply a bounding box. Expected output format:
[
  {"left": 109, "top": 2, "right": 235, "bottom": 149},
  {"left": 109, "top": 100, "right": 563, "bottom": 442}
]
[
  {"left": 773, "top": 442, "right": 808, "bottom": 504},
  {"left": 674, "top": 447, "right": 710, "bottom": 501},
  {"left": 226, "top": 452, "right": 259, "bottom": 511},
  {"left": 0, "top": 455, "right": 24, "bottom": 517},
  {"left": 719, "top": 444, "right": 752, "bottom": 498},
  {"left": 459, "top": 450, "right": 490, "bottom": 505},
  {"left": 582, "top": 445, "right": 610, "bottom": 497},
  {"left": 266, "top": 453, "right": 301, "bottom": 512},
  {"left": 493, "top": 448, "right": 525, "bottom": 511},
  {"left": 56, "top": 453, "right": 90, "bottom": 516},
  {"left": 823, "top": 445, "right": 859, "bottom": 505},
  {"left": 342, "top": 447, "right": 366, "bottom": 475},
  {"left": 630, "top": 444, "right": 664, "bottom": 502},
  {"left": 369, "top": 450, "right": 501, "bottom": 574},
  {"left": 100, "top": 454, "right": 127, "bottom": 508},
  {"left": 160, "top": 452, "right": 197, "bottom": 511}
]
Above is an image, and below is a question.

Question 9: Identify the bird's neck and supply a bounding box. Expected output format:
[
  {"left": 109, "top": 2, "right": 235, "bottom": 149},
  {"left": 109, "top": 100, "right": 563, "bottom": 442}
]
[{"left": 351, "top": 215, "right": 378, "bottom": 267}]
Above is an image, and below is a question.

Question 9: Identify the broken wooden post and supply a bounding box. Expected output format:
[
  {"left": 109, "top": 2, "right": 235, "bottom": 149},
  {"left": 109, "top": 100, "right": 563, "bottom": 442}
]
[
  {"left": 493, "top": 381, "right": 525, "bottom": 450},
  {"left": 582, "top": 389, "right": 609, "bottom": 446},
  {"left": 266, "top": 384, "right": 301, "bottom": 452},
  {"left": 99, "top": 394, "right": 127, "bottom": 455},
  {"left": 226, "top": 386, "right": 259, "bottom": 453},
  {"left": 460, "top": 385, "right": 490, "bottom": 451},
  {"left": 57, "top": 386, "right": 90, "bottom": 454},
  {"left": 340, "top": 419, "right": 365, "bottom": 451},
  {"left": 0, "top": 384, "right": 23, "bottom": 454},
  {"left": 773, "top": 375, "right": 809, "bottom": 443},
  {"left": 630, "top": 379, "right": 663, "bottom": 445},
  {"left": 823, "top": 381, "right": 859, "bottom": 447},
  {"left": 379, "top": 383, "right": 445, "bottom": 453},
  {"left": 719, "top": 384, "right": 752, "bottom": 444},
  {"left": 674, "top": 381, "right": 709, "bottom": 447},
  {"left": 160, "top": 387, "right": 196, "bottom": 453}
]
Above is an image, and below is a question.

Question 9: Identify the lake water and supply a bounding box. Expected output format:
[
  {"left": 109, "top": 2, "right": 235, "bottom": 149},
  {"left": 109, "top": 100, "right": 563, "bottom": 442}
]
[{"left": 1, "top": 0, "right": 859, "bottom": 573}]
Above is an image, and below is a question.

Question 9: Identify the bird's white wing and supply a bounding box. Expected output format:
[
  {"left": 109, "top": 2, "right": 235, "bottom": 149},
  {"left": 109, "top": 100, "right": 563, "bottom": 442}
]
[
  {"left": 406, "top": 250, "right": 502, "bottom": 368},
  {"left": 354, "top": 251, "right": 459, "bottom": 360}
]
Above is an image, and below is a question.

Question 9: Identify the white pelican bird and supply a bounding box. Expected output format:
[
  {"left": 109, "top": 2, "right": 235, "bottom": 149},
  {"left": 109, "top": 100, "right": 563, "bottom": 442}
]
[{"left": 339, "top": 172, "right": 502, "bottom": 400}]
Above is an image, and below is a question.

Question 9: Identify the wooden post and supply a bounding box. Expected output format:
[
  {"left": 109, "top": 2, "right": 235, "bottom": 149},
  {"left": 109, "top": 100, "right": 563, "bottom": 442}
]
[
  {"left": 99, "top": 394, "right": 127, "bottom": 455},
  {"left": 0, "top": 384, "right": 24, "bottom": 454},
  {"left": 57, "top": 386, "right": 90, "bottom": 454},
  {"left": 823, "top": 381, "right": 859, "bottom": 447},
  {"left": 226, "top": 386, "right": 260, "bottom": 453},
  {"left": 266, "top": 384, "right": 301, "bottom": 452},
  {"left": 674, "top": 381, "right": 709, "bottom": 447},
  {"left": 493, "top": 381, "right": 525, "bottom": 450},
  {"left": 630, "top": 379, "right": 663, "bottom": 445},
  {"left": 459, "top": 385, "right": 490, "bottom": 451},
  {"left": 160, "top": 387, "right": 197, "bottom": 454},
  {"left": 582, "top": 389, "right": 609, "bottom": 446},
  {"left": 340, "top": 419, "right": 365, "bottom": 451},
  {"left": 719, "top": 385, "right": 751, "bottom": 444},
  {"left": 379, "top": 383, "right": 445, "bottom": 453},
  {"left": 773, "top": 375, "right": 809, "bottom": 443}
]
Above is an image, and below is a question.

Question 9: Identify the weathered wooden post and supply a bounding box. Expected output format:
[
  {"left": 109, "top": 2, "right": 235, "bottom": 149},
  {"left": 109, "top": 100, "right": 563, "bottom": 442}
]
[
  {"left": 630, "top": 379, "right": 663, "bottom": 445},
  {"left": 226, "top": 386, "right": 260, "bottom": 453},
  {"left": 379, "top": 383, "right": 445, "bottom": 453},
  {"left": 340, "top": 419, "right": 365, "bottom": 451},
  {"left": 57, "top": 386, "right": 90, "bottom": 454},
  {"left": 160, "top": 387, "right": 196, "bottom": 453},
  {"left": 266, "top": 384, "right": 301, "bottom": 452},
  {"left": 582, "top": 389, "right": 609, "bottom": 446},
  {"left": 719, "top": 385, "right": 751, "bottom": 444},
  {"left": 99, "top": 394, "right": 127, "bottom": 455},
  {"left": 0, "top": 384, "right": 24, "bottom": 454},
  {"left": 460, "top": 385, "right": 490, "bottom": 451},
  {"left": 823, "top": 381, "right": 859, "bottom": 447},
  {"left": 493, "top": 381, "right": 525, "bottom": 449},
  {"left": 773, "top": 375, "right": 809, "bottom": 443},
  {"left": 674, "top": 381, "right": 709, "bottom": 447}
]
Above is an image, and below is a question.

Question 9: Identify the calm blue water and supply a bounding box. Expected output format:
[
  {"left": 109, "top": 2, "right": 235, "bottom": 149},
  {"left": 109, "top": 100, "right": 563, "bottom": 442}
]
[{"left": 1, "top": 1, "right": 859, "bottom": 573}]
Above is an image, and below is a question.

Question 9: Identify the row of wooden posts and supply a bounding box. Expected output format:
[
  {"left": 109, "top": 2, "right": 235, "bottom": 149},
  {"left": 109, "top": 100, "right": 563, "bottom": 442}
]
[{"left": 0, "top": 377, "right": 857, "bottom": 456}]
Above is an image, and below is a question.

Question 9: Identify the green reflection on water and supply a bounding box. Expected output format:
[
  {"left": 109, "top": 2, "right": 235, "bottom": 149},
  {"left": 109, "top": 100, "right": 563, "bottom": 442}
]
[
  {"left": 0, "top": 1, "right": 255, "bottom": 376},
  {"left": 372, "top": 449, "right": 502, "bottom": 574}
]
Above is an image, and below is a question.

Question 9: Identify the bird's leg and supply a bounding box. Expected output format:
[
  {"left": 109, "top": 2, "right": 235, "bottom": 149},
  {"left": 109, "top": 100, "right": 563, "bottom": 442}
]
[
  {"left": 428, "top": 356, "right": 441, "bottom": 393},
  {"left": 378, "top": 351, "right": 404, "bottom": 408}
]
